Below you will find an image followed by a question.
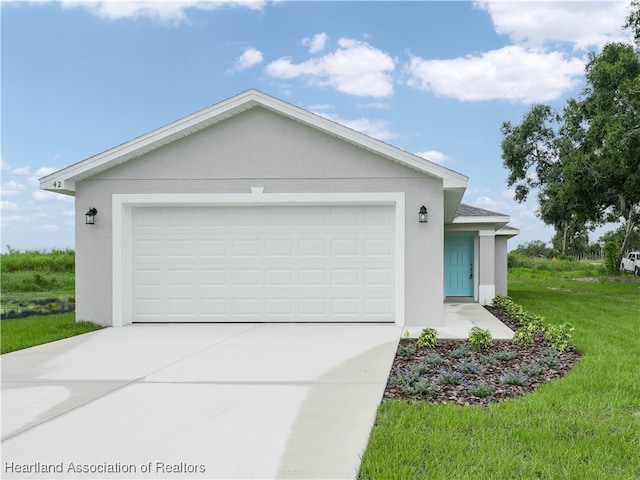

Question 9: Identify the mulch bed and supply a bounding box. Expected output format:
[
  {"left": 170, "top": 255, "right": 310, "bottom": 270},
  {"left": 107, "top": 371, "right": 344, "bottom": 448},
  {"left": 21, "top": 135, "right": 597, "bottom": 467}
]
[{"left": 383, "top": 306, "right": 581, "bottom": 406}]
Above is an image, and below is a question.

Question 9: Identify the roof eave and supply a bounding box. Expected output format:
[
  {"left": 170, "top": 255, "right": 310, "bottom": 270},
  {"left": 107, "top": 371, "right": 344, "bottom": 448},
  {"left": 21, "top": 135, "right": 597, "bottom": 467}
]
[
  {"left": 452, "top": 215, "right": 511, "bottom": 230},
  {"left": 496, "top": 226, "right": 520, "bottom": 238}
]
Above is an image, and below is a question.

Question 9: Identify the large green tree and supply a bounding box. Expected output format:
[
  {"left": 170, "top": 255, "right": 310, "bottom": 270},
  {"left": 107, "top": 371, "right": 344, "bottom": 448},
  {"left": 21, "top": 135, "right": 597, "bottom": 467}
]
[
  {"left": 501, "top": 8, "right": 640, "bottom": 261},
  {"left": 626, "top": 0, "right": 640, "bottom": 46},
  {"left": 579, "top": 41, "right": 640, "bottom": 258},
  {"left": 500, "top": 104, "right": 591, "bottom": 255}
]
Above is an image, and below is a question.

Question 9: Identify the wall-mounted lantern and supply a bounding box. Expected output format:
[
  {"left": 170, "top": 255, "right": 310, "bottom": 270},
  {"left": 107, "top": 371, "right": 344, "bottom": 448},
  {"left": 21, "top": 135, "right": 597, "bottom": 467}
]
[
  {"left": 85, "top": 208, "right": 98, "bottom": 225},
  {"left": 418, "top": 205, "right": 428, "bottom": 223}
]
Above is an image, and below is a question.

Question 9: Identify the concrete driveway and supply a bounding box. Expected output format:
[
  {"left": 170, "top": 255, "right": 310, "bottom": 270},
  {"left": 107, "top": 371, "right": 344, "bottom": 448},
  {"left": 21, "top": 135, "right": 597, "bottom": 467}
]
[{"left": 1, "top": 324, "right": 400, "bottom": 479}]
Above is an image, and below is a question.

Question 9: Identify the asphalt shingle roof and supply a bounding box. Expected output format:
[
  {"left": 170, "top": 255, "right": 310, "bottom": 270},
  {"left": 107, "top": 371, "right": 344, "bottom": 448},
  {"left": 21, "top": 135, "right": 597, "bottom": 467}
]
[{"left": 455, "top": 204, "right": 506, "bottom": 217}]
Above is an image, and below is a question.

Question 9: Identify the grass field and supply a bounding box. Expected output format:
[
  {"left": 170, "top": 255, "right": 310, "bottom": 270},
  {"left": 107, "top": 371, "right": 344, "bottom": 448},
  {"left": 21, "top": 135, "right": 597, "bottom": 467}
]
[
  {"left": 0, "top": 313, "right": 102, "bottom": 354},
  {"left": 1, "top": 249, "right": 103, "bottom": 353},
  {"left": 1, "top": 249, "right": 75, "bottom": 317},
  {"left": 359, "top": 263, "right": 640, "bottom": 479}
]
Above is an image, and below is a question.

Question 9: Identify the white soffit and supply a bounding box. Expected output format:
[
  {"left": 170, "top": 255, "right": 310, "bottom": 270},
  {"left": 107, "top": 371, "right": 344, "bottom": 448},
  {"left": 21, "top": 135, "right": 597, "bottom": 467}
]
[{"left": 39, "top": 89, "right": 468, "bottom": 195}]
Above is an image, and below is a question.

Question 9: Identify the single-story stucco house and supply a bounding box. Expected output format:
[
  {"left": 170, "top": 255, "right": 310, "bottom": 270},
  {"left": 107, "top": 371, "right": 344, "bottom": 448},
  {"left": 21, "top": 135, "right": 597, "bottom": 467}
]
[{"left": 40, "top": 89, "right": 518, "bottom": 328}]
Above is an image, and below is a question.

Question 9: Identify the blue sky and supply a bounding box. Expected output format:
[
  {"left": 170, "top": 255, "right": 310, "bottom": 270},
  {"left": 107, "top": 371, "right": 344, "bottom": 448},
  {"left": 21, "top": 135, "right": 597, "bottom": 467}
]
[{"left": 1, "top": 0, "right": 633, "bottom": 251}]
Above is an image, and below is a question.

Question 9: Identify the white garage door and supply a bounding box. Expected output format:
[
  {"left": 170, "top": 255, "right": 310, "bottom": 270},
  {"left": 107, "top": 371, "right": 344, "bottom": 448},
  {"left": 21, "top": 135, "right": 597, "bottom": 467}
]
[{"left": 130, "top": 205, "right": 395, "bottom": 322}]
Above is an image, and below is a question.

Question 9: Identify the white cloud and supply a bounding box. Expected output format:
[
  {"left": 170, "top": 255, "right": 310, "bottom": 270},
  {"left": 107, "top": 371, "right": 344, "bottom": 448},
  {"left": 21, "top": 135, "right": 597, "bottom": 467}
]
[
  {"left": 228, "top": 47, "right": 263, "bottom": 73},
  {"left": 314, "top": 112, "right": 397, "bottom": 141},
  {"left": 476, "top": 196, "right": 508, "bottom": 211},
  {"left": 406, "top": 46, "right": 585, "bottom": 103},
  {"left": 25, "top": 167, "right": 60, "bottom": 188},
  {"left": 415, "top": 150, "right": 450, "bottom": 165},
  {"left": 266, "top": 37, "right": 395, "bottom": 98},
  {"left": 360, "top": 101, "right": 390, "bottom": 110},
  {"left": 36, "top": 224, "right": 60, "bottom": 232},
  {"left": 12, "top": 166, "right": 31, "bottom": 175},
  {"left": 0, "top": 215, "right": 29, "bottom": 227},
  {"left": 34, "top": 167, "right": 58, "bottom": 177},
  {"left": 302, "top": 32, "right": 328, "bottom": 54},
  {"left": 502, "top": 189, "right": 516, "bottom": 200},
  {"left": 0, "top": 201, "right": 18, "bottom": 211},
  {"left": 60, "top": 0, "right": 265, "bottom": 23},
  {"left": 1, "top": 180, "right": 26, "bottom": 197},
  {"left": 307, "top": 103, "right": 332, "bottom": 111},
  {"left": 476, "top": 1, "right": 629, "bottom": 50},
  {"left": 0, "top": 159, "right": 9, "bottom": 171}
]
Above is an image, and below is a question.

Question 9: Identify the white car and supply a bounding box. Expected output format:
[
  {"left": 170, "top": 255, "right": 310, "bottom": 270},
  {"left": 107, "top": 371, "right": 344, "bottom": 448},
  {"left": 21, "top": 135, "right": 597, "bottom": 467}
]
[{"left": 620, "top": 252, "right": 640, "bottom": 275}]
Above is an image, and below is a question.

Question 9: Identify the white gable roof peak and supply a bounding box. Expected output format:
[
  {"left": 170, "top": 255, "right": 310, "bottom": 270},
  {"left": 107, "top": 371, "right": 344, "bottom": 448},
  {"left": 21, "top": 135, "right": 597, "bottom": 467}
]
[{"left": 40, "top": 89, "right": 468, "bottom": 195}]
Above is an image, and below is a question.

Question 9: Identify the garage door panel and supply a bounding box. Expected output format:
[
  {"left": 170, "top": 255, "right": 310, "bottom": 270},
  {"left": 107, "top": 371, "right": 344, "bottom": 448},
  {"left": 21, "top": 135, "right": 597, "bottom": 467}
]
[
  {"left": 200, "top": 298, "right": 228, "bottom": 316},
  {"left": 265, "top": 239, "right": 294, "bottom": 257},
  {"left": 364, "top": 238, "right": 393, "bottom": 256},
  {"left": 298, "top": 269, "right": 326, "bottom": 286},
  {"left": 365, "top": 298, "right": 393, "bottom": 315},
  {"left": 266, "top": 298, "right": 294, "bottom": 315},
  {"left": 199, "top": 269, "right": 226, "bottom": 286},
  {"left": 233, "top": 298, "right": 261, "bottom": 315},
  {"left": 365, "top": 268, "right": 393, "bottom": 286},
  {"left": 331, "top": 269, "right": 359, "bottom": 286},
  {"left": 331, "top": 298, "right": 360, "bottom": 315},
  {"left": 331, "top": 239, "right": 359, "bottom": 256},
  {"left": 131, "top": 205, "right": 395, "bottom": 323},
  {"left": 266, "top": 269, "right": 294, "bottom": 286}
]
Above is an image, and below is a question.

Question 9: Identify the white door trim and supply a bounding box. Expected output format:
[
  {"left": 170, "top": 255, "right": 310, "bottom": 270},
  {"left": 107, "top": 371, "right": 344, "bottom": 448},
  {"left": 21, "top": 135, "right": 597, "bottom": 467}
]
[{"left": 112, "top": 192, "right": 405, "bottom": 326}]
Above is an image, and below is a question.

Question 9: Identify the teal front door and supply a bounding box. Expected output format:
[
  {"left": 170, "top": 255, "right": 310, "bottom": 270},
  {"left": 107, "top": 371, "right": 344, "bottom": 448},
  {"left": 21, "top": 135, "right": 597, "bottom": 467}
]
[{"left": 445, "top": 234, "right": 474, "bottom": 297}]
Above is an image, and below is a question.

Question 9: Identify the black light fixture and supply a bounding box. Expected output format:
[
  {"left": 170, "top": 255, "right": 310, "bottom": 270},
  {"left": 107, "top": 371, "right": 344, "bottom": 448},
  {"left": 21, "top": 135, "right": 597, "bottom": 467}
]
[
  {"left": 418, "top": 205, "right": 428, "bottom": 223},
  {"left": 85, "top": 208, "right": 98, "bottom": 225}
]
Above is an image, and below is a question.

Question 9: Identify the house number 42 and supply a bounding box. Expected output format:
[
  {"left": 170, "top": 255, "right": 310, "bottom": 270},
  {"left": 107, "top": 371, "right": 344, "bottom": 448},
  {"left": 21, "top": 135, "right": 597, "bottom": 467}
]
[{"left": 53, "top": 181, "right": 62, "bottom": 188}]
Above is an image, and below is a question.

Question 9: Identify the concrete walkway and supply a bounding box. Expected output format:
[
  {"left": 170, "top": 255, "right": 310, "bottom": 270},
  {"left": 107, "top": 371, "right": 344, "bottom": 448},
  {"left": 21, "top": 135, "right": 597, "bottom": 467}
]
[
  {"left": 403, "top": 303, "right": 514, "bottom": 340},
  {"left": 2, "top": 324, "right": 401, "bottom": 480}
]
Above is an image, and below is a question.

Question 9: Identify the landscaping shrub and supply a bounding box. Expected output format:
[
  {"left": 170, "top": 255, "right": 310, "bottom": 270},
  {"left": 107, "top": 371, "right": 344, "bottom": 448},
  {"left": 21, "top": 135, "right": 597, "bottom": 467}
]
[
  {"left": 545, "top": 323, "right": 575, "bottom": 352},
  {"left": 416, "top": 327, "right": 438, "bottom": 348},
  {"left": 512, "top": 327, "right": 534, "bottom": 347},
  {"left": 468, "top": 326, "right": 492, "bottom": 350}
]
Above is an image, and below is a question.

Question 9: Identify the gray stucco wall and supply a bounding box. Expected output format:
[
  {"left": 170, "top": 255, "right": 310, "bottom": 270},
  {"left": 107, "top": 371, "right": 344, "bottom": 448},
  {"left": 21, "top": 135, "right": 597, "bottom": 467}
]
[
  {"left": 494, "top": 237, "right": 509, "bottom": 296},
  {"left": 75, "top": 107, "right": 445, "bottom": 327}
]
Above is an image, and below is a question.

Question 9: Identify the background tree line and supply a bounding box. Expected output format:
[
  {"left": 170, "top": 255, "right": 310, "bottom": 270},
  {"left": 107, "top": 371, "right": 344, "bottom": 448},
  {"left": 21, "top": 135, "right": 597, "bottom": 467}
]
[{"left": 501, "top": 1, "right": 640, "bottom": 264}]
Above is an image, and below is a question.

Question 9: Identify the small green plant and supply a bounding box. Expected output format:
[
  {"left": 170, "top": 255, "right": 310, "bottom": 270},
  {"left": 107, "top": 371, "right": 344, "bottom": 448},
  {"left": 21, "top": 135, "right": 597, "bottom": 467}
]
[
  {"left": 479, "top": 353, "right": 497, "bottom": 365},
  {"left": 512, "top": 327, "right": 534, "bottom": 347},
  {"left": 495, "top": 350, "right": 517, "bottom": 361},
  {"left": 391, "top": 367, "right": 418, "bottom": 387},
  {"left": 468, "top": 381, "right": 494, "bottom": 398},
  {"left": 403, "top": 329, "right": 410, "bottom": 338},
  {"left": 458, "top": 361, "right": 482, "bottom": 374},
  {"left": 438, "top": 369, "right": 464, "bottom": 385},
  {"left": 540, "top": 346, "right": 558, "bottom": 357},
  {"left": 540, "top": 357, "right": 560, "bottom": 367},
  {"left": 410, "top": 362, "right": 429, "bottom": 376},
  {"left": 491, "top": 293, "right": 513, "bottom": 310},
  {"left": 401, "top": 378, "right": 437, "bottom": 396},
  {"left": 545, "top": 323, "right": 574, "bottom": 352},
  {"left": 524, "top": 314, "right": 546, "bottom": 333},
  {"left": 520, "top": 362, "right": 543, "bottom": 376},
  {"left": 416, "top": 327, "right": 438, "bottom": 348},
  {"left": 397, "top": 343, "right": 417, "bottom": 357},
  {"left": 423, "top": 352, "right": 444, "bottom": 364},
  {"left": 500, "top": 371, "right": 528, "bottom": 386},
  {"left": 451, "top": 343, "right": 471, "bottom": 358},
  {"left": 468, "top": 327, "right": 492, "bottom": 350}
]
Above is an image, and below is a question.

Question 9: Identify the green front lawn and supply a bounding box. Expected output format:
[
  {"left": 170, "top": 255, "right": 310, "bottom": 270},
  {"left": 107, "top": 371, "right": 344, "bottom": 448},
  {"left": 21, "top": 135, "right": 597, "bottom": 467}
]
[
  {"left": 0, "top": 313, "right": 102, "bottom": 354},
  {"left": 359, "top": 268, "right": 640, "bottom": 479}
]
